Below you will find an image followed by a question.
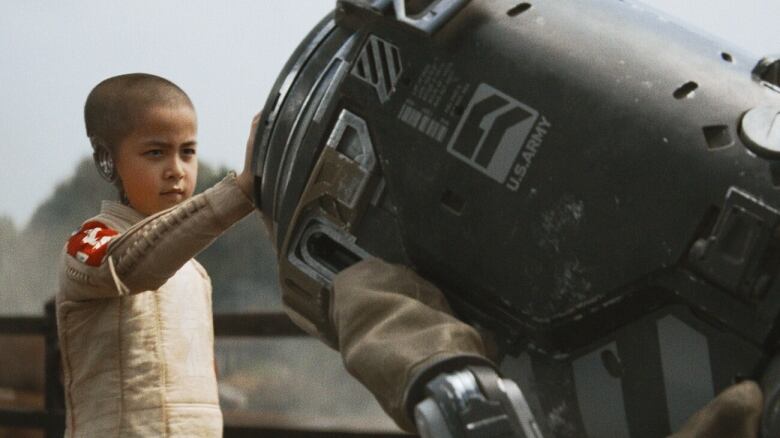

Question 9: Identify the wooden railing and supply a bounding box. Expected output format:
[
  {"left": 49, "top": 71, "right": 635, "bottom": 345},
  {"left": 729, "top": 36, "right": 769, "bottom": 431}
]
[{"left": 0, "top": 301, "right": 409, "bottom": 437}]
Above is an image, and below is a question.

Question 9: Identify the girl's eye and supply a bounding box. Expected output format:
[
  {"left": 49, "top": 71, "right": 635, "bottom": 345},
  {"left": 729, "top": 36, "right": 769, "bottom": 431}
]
[
  {"left": 183, "top": 148, "right": 197, "bottom": 156},
  {"left": 144, "top": 149, "right": 163, "bottom": 157}
]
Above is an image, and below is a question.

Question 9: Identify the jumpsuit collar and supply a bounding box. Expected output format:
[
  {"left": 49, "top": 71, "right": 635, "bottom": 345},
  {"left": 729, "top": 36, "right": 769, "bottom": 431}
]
[{"left": 100, "top": 201, "right": 146, "bottom": 227}]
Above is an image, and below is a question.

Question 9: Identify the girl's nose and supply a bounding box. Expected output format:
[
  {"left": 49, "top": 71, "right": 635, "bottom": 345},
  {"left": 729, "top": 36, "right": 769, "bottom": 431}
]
[{"left": 165, "top": 157, "right": 185, "bottom": 180}]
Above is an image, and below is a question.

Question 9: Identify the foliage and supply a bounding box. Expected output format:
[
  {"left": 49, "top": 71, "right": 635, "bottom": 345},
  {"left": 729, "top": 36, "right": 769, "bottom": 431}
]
[{"left": 0, "top": 158, "right": 279, "bottom": 314}]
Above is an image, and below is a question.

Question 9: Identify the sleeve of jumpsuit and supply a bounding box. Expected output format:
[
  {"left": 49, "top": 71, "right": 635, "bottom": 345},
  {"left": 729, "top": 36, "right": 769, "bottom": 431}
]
[{"left": 59, "top": 173, "right": 255, "bottom": 301}]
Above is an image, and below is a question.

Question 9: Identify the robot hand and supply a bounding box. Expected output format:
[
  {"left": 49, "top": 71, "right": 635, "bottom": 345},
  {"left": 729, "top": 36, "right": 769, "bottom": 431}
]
[
  {"left": 414, "top": 366, "right": 543, "bottom": 438},
  {"left": 415, "top": 369, "right": 763, "bottom": 438}
]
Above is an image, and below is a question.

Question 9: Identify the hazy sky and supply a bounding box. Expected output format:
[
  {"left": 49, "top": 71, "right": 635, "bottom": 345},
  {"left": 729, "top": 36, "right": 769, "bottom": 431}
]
[{"left": 1, "top": 0, "right": 778, "bottom": 226}]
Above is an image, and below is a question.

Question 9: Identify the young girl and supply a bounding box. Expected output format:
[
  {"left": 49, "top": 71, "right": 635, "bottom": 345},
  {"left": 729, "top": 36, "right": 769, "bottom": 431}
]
[{"left": 57, "top": 73, "right": 257, "bottom": 437}]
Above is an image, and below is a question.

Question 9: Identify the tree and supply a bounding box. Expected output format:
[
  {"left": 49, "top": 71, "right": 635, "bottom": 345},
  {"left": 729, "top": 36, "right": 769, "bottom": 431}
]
[{"left": 2, "top": 158, "right": 279, "bottom": 314}]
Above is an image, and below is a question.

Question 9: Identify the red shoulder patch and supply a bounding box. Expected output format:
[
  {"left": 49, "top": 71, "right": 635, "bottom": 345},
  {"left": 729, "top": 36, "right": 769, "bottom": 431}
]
[{"left": 66, "top": 221, "right": 119, "bottom": 267}]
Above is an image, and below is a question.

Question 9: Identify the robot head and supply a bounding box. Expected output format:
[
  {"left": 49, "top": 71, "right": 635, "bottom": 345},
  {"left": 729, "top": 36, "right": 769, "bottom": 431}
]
[{"left": 253, "top": 1, "right": 780, "bottom": 435}]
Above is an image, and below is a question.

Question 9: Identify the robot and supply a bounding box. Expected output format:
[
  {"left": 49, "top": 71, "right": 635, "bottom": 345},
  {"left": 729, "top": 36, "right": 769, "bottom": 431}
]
[{"left": 251, "top": 0, "right": 780, "bottom": 436}]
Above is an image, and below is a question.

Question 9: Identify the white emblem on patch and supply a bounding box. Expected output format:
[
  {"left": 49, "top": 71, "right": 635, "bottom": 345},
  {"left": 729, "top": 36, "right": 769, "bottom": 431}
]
[{"left": 82, "top": 228, "right": 113, "bottom": 250}]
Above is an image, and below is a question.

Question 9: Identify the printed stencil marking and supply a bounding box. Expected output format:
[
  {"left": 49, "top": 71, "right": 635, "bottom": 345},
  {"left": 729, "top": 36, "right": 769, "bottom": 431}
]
[
  {"left": 447, "top": 83, "right": 547, "bottom": 188},
  {"left": 352, "top": 35, "right": 402, "bottom": 103},
  {"left": 398, "top": 100, "right": 449, "bottom": 142}
]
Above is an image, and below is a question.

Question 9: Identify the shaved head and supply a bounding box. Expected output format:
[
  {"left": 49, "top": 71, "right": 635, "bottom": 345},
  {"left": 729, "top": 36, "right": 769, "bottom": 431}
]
[{"left": 84, "top": 73, "right": 194, "bottom": 150}]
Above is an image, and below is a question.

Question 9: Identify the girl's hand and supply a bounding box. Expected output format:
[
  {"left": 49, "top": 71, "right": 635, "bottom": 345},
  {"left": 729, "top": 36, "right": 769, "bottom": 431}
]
[{"left": 236, "top": 112, "right": 261, "bottom": 199}]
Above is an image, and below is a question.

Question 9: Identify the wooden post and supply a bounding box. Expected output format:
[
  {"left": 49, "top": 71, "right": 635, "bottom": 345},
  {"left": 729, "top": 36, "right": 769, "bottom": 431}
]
[{"left": 44, "top": 299, "right": 65, "bottom": 438}]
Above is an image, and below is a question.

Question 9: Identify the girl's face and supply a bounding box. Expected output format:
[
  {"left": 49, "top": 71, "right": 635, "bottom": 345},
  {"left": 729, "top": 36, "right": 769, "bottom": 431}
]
[{"left": 115, "top": 104, "right": 198, "bottom": 216}]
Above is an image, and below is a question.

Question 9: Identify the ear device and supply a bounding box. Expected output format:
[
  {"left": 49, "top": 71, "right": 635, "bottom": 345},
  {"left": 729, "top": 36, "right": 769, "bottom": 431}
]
[{"left": 90, "top": 137, "right": 117, "bottom": 183}]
